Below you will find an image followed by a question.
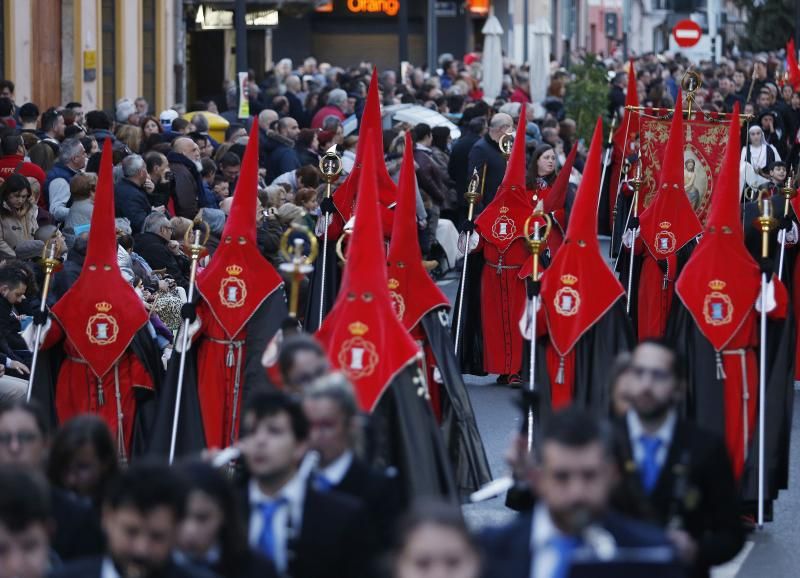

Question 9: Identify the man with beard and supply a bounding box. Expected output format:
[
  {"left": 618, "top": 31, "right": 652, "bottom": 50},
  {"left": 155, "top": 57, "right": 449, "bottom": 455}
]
[
  {"left": 52, "top": 463, "right": 216, "bottom": 578},
  {"left": 481, "top": 408, "right": 676, "bottom": 578},
  {"left": 168, "top": 137, "right": 205, "bottom": 219},
  {"left": 614, "top": 340, "right": 744, "bottom": 578}
]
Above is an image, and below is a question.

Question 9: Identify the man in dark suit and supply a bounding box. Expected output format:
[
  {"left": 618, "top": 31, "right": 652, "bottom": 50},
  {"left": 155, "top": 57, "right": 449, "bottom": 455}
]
[
  {"left": 466, "top": 112, "right": 513, "bottom": 213},
  {"left": 238, "top": 390, "right": 375, "bottom": 578},
  {"left": 302, "top": 373, "right": 401, "bottom": 550},
  {"left": 614, "top": 339, "right": 745, "bottom": 578},
  {"left": 481, "top": 408, "right": 677, "bottom": 578},
  {"left": 52, "top": 462, "right": 215, "bottom": 578}
]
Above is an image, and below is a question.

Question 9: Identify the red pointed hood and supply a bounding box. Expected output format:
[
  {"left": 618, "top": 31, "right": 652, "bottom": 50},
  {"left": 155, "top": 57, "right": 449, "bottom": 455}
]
[
  {"left": 612, "top": 60, "right": 640, "bottom": 150},
  {"left": 540, "top": 118, "right": 625, "bottom": 356},
  {"left": 387, "top": 133, "right": 449, "bottom": 330},
  {"left": 196, "top": 124, "right": 283, "bottom": 338},
  {"left": 316, "top": 127, "right": 420, "bottom": 412},
  {"left": 676, "top": 104, "right": 760, "bottom": 351},
  {"left": 332, "top": 68, "right": 397, "bottom": 225},
  {"left": 51, "top": 141, "right": 148, "bottom": 377},
  {"left": 544, "top": 142, "right": 578, "bottom": 213},
  {"left": 475, "top": 104, "right": 533, "bottom": 253},
  {"left": 639, "top": 93, "right": 702, "bottom": 259},
  {"left": 788, "top": 40, "right": 800, "bottom": 90}
]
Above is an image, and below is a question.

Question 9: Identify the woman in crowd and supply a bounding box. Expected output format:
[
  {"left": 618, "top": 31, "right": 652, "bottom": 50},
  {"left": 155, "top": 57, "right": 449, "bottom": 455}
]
[
  {"left": 390, "top": 502, "right": 480, "bottom": 578},
  {"left": 64, "top": 173, "right": 96, "bottom": 231},
  {"left": 140, "top": 115, "right": 163, "bottom": 141},
  {"left": 296, "top": 128, "right": 321, "bottom": 167},
  {"left": 176, "top": 462, "right": 277, "bottom": 578},
  {"left": 46, "top": 415, "right": 118, "bottom": 507},
  {"left": 0, "top": 174, "right": 38, "bottom": 259},
  {"left": 116, "top": 124, "right": 143, "bottom": 154},
  {"left": 27, "top": 142, "right": 55, "bottom": 174}
]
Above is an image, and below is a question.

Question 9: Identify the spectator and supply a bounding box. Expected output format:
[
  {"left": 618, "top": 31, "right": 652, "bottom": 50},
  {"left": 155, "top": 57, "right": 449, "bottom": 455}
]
[
  {"left": 65, "top": 101, "right": 85, "bottom": 128},
  {"left": 212, "top": 173, "right": 230, "bottom": 202},
  {"left": 449, "top": 115, "right": 487, "bottom": 221},
  {"left": 199, "top": 207, "right": 226, "bottom": 255},
  {"left": 296, "top": 128, "right": 320, "bottom": 167},
  {"left": 0, "top": 175, "right": 37, "bottom": 259},
  {"left": 225, "top": 122, "right": 247, "bottom": 144},
  {"left": 0, "top": 81, "right": 12, "bottom": 102},
  {"left": 467, "top": 112, "right": 512, "bottom": 210},
  {"left": 84, "top": 110, "right": 117, "bottom": 148},
  {"left": 391, "top": 502, "right": 480, "bottom": 578},
  {"left": 115, "top": 97, "right": 140, "bottom": 126},
  {"left": 0, "top": 467, "right": 52, "bottom": 578},
  {"left": 0, "top": 264, "right": 33, "bottom": 375},
  {"left": 144, "top": 151, "right": 173, "bottom": 208},
  {"left": 51, "top": 462, "right": 214, "bottom": 578},
  {"left": 168, "top": 137, "right": 204, "bottom": 218},
  {"left": 17, "top": 102, "right": 39, "bottom": 135},
  {"left": 176, "top": 462, "right": 278, "bottom": 578},
  {"left": 27, "top": 176, "right": 53, "bottom": 228},
  {"left": 276, "top": 333, "right": 329, "bottom": 393},
  {"left": 135, "top": 97, "right": 149, "bottom": 116},
  {"left": 412, "top": 123, "right": 449, "bottom": 212},
  {"left": 64, "top": 173, "right": 96, "bottom": 230},
  {"left": 189, "top": 131, "right": 213, "bottom": 159},
  {"left": 40, "top": 108, "right": 65, "bottom": 145},
  {"left": 311, "top": 88, "right": 348, "bottom": 129},
  {"left": 218, "top": 151, "right": 241, "bottom": 185},
  {"left": 285, "top": 75, "right": 307, "bottom": 126},
  {"left": 294, "top": 187, "right": 318, "bottom": 230},
  {"left": 190, "top": 113, "right": 219, "bottom": 148},
  {"left": 134, "top": 212, "right": 191, "bottom": 290},
  {"left": 0, "top": 134, "right": 46, "bottom": 190},
  {"left": 264, "top": 117, "right": 301, "bottom": 184},
  {"left": 116, "top": 124, "right": 143, "bottom": 154},
  {"left": 140, "top": 115, "right": 163, "bottom": 142},
  {"left": 47, "top": 414, "right": 119, "bottom": 507},
  {"left": 114, "top": 155, "right": 153, "bottom": 234}
]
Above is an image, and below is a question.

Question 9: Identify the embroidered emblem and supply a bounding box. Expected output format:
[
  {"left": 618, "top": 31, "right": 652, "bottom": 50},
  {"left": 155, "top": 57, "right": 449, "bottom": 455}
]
[
  {"left": 703, "top": 280, "right": 733, "bottom": 326},
  {"left": 338, "top": 322, "right": 379, "bottom": 379},
  {"left": 654, "top": 221, "right": 676, "bottom": 254},
  {"left": 492, "top": 206, "right": 517, "bottom": 241},
  {"left": 219, "top": 265, "right": 247, "bottom": 308},
  {"left": 554, "top": 275, "right": 579, "bottom": 317},
  {"left": 86, "top": 302, "right": 119, "bottom": 346},
  {"left": 437, "top": 309, "right": 450, "bottom": 327}
]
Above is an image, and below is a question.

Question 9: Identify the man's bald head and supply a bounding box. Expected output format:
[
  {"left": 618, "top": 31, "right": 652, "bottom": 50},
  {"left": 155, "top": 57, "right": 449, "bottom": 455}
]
[
  {"left": 258, "top": 109, "right": 279, "bottom": 131},
  {"left": 173, "top": 137, "right": 200, "bottom": 162},
  {"left": 488, "top": 113, "right": 513, "bottom": 142}
]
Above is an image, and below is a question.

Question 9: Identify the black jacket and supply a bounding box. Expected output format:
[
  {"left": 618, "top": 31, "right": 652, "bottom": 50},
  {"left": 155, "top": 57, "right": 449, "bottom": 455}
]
[
  {"left": 167, "top": 152, "right": 203, "bottom": 219},
  {"left": 133, "top": 232, "right": 191, "bottom": 291},
  {"left": 466, "top": 135, "right": 507, "bottom": 212},
  {"left": 331, "top": 456, "right": 402, "bottom": 550},
  {"left": 613, "top": 417, "right": 745, "bottom": 578},
  {"left": 114, "top": 178, "right": 151, "bottom": 234},
  {"left": 264, "top": 132, "right": 300, "bottom": 184},
  {"left": 51, "top": 556, "right": 218, "bottom": 578},
  {"left": 481, "top": 510, "right": 675, "bottom": 578},
  {"left": 238, "top": 481, "right": 376, "bottom": 578},
  {"left": 49, "top": 488, "right": 105, "bottom": 562},
  {"left": 449, "top": 129, "right": 482, "bottom": 214},
  {"left": 0, "top": 296, "right": 27, "bottom": 359}
]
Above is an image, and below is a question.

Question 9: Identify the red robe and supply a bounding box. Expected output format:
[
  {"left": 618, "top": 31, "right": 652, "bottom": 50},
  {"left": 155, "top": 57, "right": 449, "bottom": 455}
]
[
  {"left": 43, "top": 322, "right": 153, "bottom": 459},
  {"left": 717, "top": 279, "right": 788, "bottom": 479},
  {"left": 192, "top": 300, "right": 251, "bottom": 449},
  {"left": 476, "top": 236, "right": 529, "bottom": 375}
]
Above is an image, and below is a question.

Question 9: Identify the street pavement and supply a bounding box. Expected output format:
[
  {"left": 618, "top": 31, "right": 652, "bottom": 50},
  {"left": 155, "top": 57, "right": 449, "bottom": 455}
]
[{"left": 436, "top": 260, "right": 800, "bottom": 577}]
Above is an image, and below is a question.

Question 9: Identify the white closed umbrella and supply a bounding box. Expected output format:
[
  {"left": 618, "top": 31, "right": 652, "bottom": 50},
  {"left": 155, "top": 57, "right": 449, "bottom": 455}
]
[
  {"left": 481, "top": 10, "right": 504, "bottom": 105},
  {"left": 529, "top": 17, "right": 552, "bottom": 105}
]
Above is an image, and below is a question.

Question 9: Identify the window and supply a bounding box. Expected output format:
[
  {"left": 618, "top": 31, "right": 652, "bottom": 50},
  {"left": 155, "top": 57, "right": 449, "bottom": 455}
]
[
  {"left": 101, "top": 0, "right": 116, "bottom": 110},
  {"left": 142, "top": 0, "right": 156, "bottom": 108}
]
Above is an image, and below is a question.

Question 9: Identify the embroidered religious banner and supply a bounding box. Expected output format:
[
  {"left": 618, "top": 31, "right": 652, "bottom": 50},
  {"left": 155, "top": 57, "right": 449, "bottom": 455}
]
[{"left": 638, "top": 110, "right": 729, "bottom": 224}]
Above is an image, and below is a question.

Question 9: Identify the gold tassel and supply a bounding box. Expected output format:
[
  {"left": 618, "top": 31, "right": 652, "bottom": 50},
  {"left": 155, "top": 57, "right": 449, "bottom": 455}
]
[{"left": 556, "top": 356, "right": 565, "bottom": 384}]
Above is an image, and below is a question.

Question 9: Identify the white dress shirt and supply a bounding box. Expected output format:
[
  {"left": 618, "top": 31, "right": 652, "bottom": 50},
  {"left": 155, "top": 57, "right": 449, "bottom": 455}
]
[
  {"left": 626, "top": 409, "right": 677, "bottom": 469},
  {"left": 101, "top": 557, "right": 121, "bottom": 578},
  {"left": 320, "top": 450, "right": 353, "bottom": 486},
  {"left": 248, "top": 473, "right": 307, "bottom": 573}
]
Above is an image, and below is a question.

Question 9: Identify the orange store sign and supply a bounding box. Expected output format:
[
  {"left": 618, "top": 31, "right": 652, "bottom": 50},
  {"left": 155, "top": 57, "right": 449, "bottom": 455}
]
[{"left": 346, "top": 0, "right": 400, "bottom": 16}]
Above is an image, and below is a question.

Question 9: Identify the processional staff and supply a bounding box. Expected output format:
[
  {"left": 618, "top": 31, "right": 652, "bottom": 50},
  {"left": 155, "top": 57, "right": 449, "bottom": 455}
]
[
  {"left": 777, "top": 172, "right": 796, "bottom": 281},
  {"left": 453, "top": 169, "right": 482, "bottom": 357},
  {"left": 317, "top": 145, "right": 343, "bottom": 329},
  {"left": 626, "top": 162, "right": 643, "bottom": 314},
  {"left": 279, "top": 224, "right": 319, "bottom": 321}
]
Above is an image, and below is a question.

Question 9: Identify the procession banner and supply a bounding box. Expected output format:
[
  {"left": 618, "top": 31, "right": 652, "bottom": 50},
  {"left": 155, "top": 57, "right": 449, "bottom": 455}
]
[{"left": 639, "top": 110, "right": 729, "bottom": 223}]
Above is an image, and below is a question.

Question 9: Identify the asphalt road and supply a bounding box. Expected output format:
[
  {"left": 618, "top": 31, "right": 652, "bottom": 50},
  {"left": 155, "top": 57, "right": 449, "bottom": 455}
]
[{"left": 437, "top": 263, "right": 800, "bottom": 577}]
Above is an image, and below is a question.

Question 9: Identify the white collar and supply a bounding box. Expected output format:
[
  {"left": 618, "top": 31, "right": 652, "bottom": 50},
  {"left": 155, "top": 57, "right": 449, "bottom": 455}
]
[
  {"left": 626, "top": 409, "right": 677, "bottom": 446},
  {"left": 530, "top": 503, "right": 562, "bottom": 551},
  {"left": 248, "top": 470, "right": 306, "bottom": 507},
  {"left": 320, "top": 450, "right": 353, "bottom": 486},
  {"left": 415, "top": 143, "right": 433, "bottom": 152},
  {"left": 101, "top": 557, "right": 121, "bottom": 578}
]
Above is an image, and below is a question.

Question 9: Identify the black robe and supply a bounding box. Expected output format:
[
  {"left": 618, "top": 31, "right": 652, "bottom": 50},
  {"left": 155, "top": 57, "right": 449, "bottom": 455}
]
[
  {"left": 665, "top": 300, "right": 795, "bottom": 504},
  {"left": 148, "top": 291, "right": 287, "bottom": 458},
  {"left": 528, "top": 298, "right": 635, "bottom": 419},
  {"left": 420, "top": 309, "right": 493, "bottom": 497},
  {"left": 303, "top": 239, "right": 340, "bottom": 333},
  {"left": 370, "top": 364, "right": 458, "bottom": 504},
  {"left": 31, "top": 326, "right": 162, "bottom": 459},
  {"left": 452, "top": 252, "right": 486, "bottom": 375}
]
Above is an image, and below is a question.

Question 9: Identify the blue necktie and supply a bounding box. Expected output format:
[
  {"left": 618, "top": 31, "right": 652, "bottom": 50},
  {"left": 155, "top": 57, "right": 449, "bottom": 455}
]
[
  {"left": 314, "top": 474, "right": 333, "bottom": 492},
  {"left": 639, "top": 435, "right": 663, "bottom": 494},
  {"left": 550, "top": 535, "right": 581, "bottom": 578},
  {"left": 257, "top": 497, "right": 288, "bottom": 561}
]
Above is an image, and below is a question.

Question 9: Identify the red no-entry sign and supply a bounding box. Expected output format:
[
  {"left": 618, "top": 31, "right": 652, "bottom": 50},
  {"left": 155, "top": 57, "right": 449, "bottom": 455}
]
[{"left": 672, "top": 19, "right": 703, "bottom": 48}]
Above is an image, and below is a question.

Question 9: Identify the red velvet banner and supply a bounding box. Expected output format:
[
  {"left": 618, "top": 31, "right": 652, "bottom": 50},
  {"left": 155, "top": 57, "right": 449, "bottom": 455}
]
[{"left": 639, "top": 113, "right": 729, "bottom": 224}]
